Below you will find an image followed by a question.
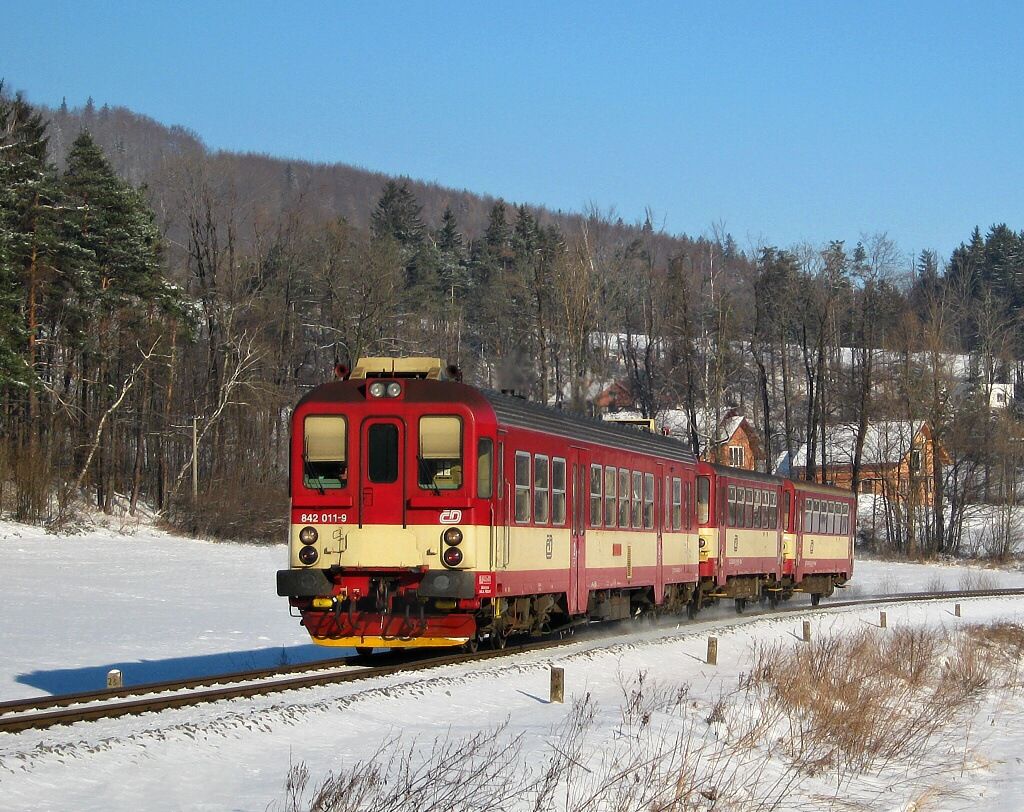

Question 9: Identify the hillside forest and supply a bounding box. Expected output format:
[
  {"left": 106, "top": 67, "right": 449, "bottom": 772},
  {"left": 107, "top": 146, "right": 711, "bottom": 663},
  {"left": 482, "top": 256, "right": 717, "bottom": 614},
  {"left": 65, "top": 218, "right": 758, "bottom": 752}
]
[{"left": 2, "top": 87, "right": 1024, "bottom": 558}]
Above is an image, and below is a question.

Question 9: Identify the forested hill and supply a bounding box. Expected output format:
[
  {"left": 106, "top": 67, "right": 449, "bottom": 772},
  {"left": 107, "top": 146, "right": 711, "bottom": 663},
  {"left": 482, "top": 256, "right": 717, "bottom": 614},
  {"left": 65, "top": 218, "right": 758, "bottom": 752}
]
[{"left": 40, "top": 100, "right": 693, "bottom": 256}]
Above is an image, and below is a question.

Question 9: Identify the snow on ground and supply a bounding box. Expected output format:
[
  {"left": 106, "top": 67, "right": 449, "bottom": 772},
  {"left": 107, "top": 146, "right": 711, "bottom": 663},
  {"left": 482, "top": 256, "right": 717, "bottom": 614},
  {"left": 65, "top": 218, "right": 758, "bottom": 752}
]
[{"left": 2, "top": 518, "right": 1024, "bottom": 810}]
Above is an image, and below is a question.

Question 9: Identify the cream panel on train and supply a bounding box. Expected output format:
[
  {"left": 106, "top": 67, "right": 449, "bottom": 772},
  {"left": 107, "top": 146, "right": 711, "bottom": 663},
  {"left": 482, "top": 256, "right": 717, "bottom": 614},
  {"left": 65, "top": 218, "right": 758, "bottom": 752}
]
[
  {"left": 721, "top": 528, "right": 779, "bottom": 559},
  {"left": 662, "top": 531, "right": 699, "bottom": 568},
  {"left": 801, "top": 534, "right": 850, "bottom": 560},
  {"left": 290, "top": 523, "right": 489, "bottom": 570},
  {"left": 585, "top": 529, "right": 659, "bottom": 569},
  {"left": 504, "top": 525, "right": 572, "bottom": 571}
]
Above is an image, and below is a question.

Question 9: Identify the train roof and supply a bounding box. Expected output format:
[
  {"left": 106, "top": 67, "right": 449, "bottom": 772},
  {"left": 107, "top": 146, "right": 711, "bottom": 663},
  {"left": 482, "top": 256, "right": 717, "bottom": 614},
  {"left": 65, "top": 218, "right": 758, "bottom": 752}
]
[
  {"left": 701, "top": 461, "right": 785, "bottom": 485},
  {"left": 789, "top": 478, "right": 856, "bottom": 497},
  {"left": 482, "top": 390, "right": 696, "bottom": 465},
  {"left": 294, "top": 378, "right": 696, "bottom": 465}
]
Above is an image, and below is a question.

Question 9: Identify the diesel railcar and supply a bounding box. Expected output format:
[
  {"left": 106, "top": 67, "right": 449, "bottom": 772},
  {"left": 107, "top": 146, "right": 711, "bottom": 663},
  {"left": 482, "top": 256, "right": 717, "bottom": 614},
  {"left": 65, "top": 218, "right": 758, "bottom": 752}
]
[{"left": 276, "top": 357, "right": 854, "bottom": 651}]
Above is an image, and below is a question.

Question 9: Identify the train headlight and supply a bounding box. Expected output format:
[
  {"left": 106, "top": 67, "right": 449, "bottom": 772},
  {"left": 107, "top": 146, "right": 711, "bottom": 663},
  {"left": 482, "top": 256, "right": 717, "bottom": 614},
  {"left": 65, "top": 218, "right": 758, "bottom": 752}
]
[
  {"left": 298, "top": 546, "right": 319, "bottom": 565},
  {"left": 386, "top": 382, "right": 402, "bottom": 397},
  {"left": 698, "top": 538, "right": 706, "bottom": 548},
  {"left": 299, "top": 526, "right": 318, "bottom": 545},
  {"left": 368, "top": 382, "right": 386, "bottom": 398},
  {"left": 442, "top": 527, "right": 463, "bottom": 546},
  {"left": 441, "top": 546, "right": 464, "bottom": 568}
]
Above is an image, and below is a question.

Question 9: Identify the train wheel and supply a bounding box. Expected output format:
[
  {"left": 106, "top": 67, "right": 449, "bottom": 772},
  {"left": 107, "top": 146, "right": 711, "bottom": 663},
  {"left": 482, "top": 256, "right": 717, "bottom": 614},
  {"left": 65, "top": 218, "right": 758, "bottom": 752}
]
[
  {"left": 491, "top": 631, "right": 508, "bottom": 650},
  {"left": 811, "top": 593, "right": 821, "bottom": 606},
  {"left": 686, "top": 601, "right": 698, "bottom": 620},
  {"left": 735, "top": 598, "right": 746, "bottom": 614},
  {"left": 768, "top": 592, "right": 779, "bottom": 609},
  {"left": 463, "top": 634, "right": 480, "bottom": 654}
]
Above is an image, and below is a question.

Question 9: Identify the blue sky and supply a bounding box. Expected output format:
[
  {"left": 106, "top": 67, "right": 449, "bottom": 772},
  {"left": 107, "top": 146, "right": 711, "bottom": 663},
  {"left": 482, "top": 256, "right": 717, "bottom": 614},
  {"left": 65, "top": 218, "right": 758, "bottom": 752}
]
[{"left": 4, "top": 1, "right": 1023, "bottom": 259}]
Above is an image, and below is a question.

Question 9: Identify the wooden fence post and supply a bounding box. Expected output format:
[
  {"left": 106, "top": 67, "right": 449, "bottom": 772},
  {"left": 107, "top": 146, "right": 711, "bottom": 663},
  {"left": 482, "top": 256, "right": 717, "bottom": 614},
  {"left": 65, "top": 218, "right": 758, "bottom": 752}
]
[
  {"left": 955, "top": 603, "right": 961, "bottom": 617},
  {"left": 107, "top": 669, "right": 123, "bottom": 689},
  {"left": 880, "top": 611, "right": 887, "bottom": 629},
  {"left": 707, "top": 637, "right": 718, "bottom": 665},
  {"left": 550, "top": 666, "right": 564, "bottom": 703},
  {"left": 802, "top": 620, "right": 811, "bottom": 643}
]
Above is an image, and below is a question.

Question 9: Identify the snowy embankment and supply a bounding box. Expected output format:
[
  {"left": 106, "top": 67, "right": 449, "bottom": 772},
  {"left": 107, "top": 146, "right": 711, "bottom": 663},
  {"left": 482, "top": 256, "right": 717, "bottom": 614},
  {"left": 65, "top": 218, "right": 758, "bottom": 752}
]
[{"left": 2, "top": 518, "right": 1024, "bottom": 810}]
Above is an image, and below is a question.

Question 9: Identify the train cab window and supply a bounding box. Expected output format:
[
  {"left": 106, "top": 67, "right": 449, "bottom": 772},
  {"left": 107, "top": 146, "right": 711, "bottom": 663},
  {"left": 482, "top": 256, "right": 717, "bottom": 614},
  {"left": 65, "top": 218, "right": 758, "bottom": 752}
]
[
  {"left": 590, "top": 464, "right": 603, "bottom": 527},
  {"left": 303, "top": 415, "right": 348, "bottom": 489},
  {"left": 604, "top": 467, "right": 617, "bottom": 527},
  {"left": 643, "top": 473, "right": 655, "bottom": 529},
  {"left": 534, "top": 455, "right": 550, "bottom": 524},
  {"left": 618, "top": 469, "right": 630, "bottom": 527},
  {"left": 632, "top": 471, "right": 643, "bottom": 528},
  {"left": 552, "top": 458, "right": 566, "bottom": 525},
  {"left": 697, "top": 476, "right": 710, "bottom": 525},
  {"left": 514, "top": 452, "right": 531, "bottom": 523},
  {"left": 783, "top": 492, "right": 791, "bottom": 531},
  {"left": 368, "top": 423, "right": 399, "bottom": 483},
  {"left": 672, "top": 478, "right": 682, "bottom": 531},
  {"left": 418, "top": 416, "right": 463, "bottom": 491},
  {"left": 477, "top": 439, "right": 493, "bottom": 499}
]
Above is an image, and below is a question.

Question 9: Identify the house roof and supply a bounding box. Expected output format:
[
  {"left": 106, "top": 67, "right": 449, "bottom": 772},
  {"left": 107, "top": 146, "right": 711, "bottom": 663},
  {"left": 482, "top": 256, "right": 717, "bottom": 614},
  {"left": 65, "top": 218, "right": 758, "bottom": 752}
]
[
  {"left": 790, "top": 421, "right": 925, "bottom": 469},
  {"left": 604, "top": 408, "right": 750, "bottom": 448}
]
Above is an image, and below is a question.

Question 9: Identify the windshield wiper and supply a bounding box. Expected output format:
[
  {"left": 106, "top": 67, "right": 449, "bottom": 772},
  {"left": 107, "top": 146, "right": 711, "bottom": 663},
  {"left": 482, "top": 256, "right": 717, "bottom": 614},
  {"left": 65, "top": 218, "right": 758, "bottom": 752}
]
[
  {"left": 418, "top": 457, "right": 441, "bottom": 496},
  {"left": 302, "top": 451, "right": 325, "bottom": 496}
]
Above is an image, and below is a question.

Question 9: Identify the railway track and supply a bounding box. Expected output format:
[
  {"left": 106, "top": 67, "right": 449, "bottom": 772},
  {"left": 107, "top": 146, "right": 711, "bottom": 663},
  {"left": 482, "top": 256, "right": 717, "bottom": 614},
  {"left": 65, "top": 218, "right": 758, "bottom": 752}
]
[{"left": 3, "top": 587, "right": 1022, "bottom": 735}]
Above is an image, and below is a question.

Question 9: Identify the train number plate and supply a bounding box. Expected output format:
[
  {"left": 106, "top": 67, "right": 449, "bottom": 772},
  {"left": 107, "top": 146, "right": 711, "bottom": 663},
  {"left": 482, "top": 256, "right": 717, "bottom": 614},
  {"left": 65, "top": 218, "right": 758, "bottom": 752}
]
[{"left": 294, "top": 511, "right": 348, "bottom": 525}]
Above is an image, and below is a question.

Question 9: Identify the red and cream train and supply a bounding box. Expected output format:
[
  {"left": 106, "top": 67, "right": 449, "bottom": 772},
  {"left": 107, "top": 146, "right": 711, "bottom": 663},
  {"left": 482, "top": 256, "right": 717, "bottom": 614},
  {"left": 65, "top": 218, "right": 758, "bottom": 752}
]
[{"left": 276, "top": 357, "right": 855, "bottom": 651}]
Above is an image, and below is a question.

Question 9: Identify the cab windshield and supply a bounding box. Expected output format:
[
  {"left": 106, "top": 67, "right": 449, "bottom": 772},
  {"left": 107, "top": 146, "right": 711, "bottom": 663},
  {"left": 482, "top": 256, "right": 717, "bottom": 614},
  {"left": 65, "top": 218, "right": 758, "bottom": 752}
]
[{"left": 418, "top": 415, "right": 463, "bottom": 491}]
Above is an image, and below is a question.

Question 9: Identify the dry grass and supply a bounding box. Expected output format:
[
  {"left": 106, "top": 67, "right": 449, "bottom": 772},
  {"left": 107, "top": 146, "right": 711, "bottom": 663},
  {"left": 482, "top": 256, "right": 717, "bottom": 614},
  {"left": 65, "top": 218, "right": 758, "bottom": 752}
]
[{"left": 276, "top": 622, "right": 1024, "bottom": 812}]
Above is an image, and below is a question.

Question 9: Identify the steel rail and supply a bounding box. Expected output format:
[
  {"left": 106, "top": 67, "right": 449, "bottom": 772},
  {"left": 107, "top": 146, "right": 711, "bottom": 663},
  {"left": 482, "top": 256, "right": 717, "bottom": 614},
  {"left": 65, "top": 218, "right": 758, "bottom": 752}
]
[{"left": 2, "top": 587, "right": 1022, "bottom": 735}]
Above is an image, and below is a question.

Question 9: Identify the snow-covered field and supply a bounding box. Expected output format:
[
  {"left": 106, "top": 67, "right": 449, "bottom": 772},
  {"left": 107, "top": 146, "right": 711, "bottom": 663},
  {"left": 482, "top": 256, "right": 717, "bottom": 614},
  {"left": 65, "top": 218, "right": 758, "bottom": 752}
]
[{"left": 2, "top": 518, "right": 1024, "bottom": 810}]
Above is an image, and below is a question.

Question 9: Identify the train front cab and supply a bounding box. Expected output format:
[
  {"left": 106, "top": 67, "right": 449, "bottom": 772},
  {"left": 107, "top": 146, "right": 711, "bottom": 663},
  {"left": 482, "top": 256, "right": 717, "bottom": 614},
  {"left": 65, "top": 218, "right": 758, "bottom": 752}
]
[
  {"left": 696, "top": 462, "right": 783, "bottom": 612},
  {"left": 277, "top": 358, "right": 500, "bottom": 650}
]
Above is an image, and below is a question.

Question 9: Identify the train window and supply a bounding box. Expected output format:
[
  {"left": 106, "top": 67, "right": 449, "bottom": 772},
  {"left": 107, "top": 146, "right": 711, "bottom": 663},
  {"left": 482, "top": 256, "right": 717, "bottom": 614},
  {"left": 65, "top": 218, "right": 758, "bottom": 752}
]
[
  {"left": 303, "top": 415, "right": 348, "bottom": 489},
  {"left": 745, "top": 488, "right": 754, "bottom": 528},
  {"left": 752, "top": 489, "right": 761, "bottom": 529},
  {"left": 727, "top": 485, "right": 736, "bottom": 526},
  {"left": 368, "top": 423, "right": 399, "bottom": 483},
  {"left": 803, "top": 499, "right": 810, "bottom": 533},
  {"left": 697, "top": 476, "right": 710, "bottom": 525},
  {"left": 631, "top": 472, "right": 643, "bottom": 528},
  {"left": 782, "top": 491, "right": 790, "bottom": 531},
  {"left": 534, "top": 455, "right": 550, "bottom": 524},
  {"left": 643, "top": 473, "right": 655, "bottom": 529},
  {"left": 684, "top": 481, "right": 691, "bottom": 530},
  {"left": 514, "top": 452, "right": 531, "bottom": 523},
  {"left": 590, "top": 464, "right": 603, "bottom": 527},
  {"left": 618, "top": 469, "right": 630, "bottom": 527},
  {"left": 672, "top": 478, "right": 682, "bottom": 531},
  {"left": 552, "top": 458, "right": 566, "bottom": 525},
  {"left": 841, "top": 503, "right": 850, "bottom": 535},
  {"left": 477, "top": 439, "right": 493, "bottom": 498},
  {"left": 769, "top": 491, "right": 778, "bottom": 529},
  {"left": 418, "top": 416, "right": 463, "bottom": 491},
  {"left": 605, "top": 467, "right": 617, "bottom": 527},
  {"left": 664, "top": 477, "right": 671, "bottom": 532}
]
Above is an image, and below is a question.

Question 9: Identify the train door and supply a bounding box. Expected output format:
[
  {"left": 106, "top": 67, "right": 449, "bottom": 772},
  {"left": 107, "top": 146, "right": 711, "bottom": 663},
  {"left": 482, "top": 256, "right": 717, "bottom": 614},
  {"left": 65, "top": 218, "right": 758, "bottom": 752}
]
[
  {"left": 495, "top": 437, "right": 509, "bottom": 570},
  {"left": 359, "top": 418, "right": 406, "bottom": 528},
  {"left": 569, "top": 449, "right": 588, "bottom": 615},
  {"left": 655, "top": 464, "right": 665, "bottom": 604}
]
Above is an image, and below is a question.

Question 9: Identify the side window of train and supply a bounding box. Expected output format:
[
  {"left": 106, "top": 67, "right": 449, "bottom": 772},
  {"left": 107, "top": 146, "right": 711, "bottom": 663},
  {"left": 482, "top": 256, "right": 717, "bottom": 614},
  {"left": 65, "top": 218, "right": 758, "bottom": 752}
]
[
  {"left": 752, "top": 489, "right": 762, "bottom": 529},
  {"left": 631, "top": 471, "right": 643, "bottom": 528},
  {"left": 745, "top": 488, "right": 754, "bottom": 528},
  {"left": 552, "top": 458, "right": 566, "bottom": 525},
  {"left": 514, "top": 451, "right": 531, "bottom": 523},
  {"left": 590, "top": 464, "right": 603, "bottom": 527},
  {"left": 604, "top": 466, "right": 617, "bottom": 527},
  {"left": 534, "top": 455, "right": 550, "bottom": 524},
  {"left": 618, "top": 468, "right": 630, "bottom": 528},
  {"left": 477, "top": 439, "right": 493, "bottom": 499},
  {"left": 727, "top": 485, "right": 736, "bottom": 526},
  {"left": 697, "top": 476, "right": 710, "bottom": 525},
  {"left": 803, "top": 499, "right": 811, "bottom": 533},
  {"left": 418, "top": 416, "right": 463, "bottom": 491},
  {"left": 672, "top": 478, "right": 682, "bottom": 531},
  {"left": 303, "top": 415, "right": 347, "bottom": 489},
  {"left": 841, "top": 503, "right": 850, "bottom": 535},
  {"left": 664, "top": 477, "right": 671, "bottom": 532},
  {"left": 643, "top": 473, "right": 655, "bottom": 529}
]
